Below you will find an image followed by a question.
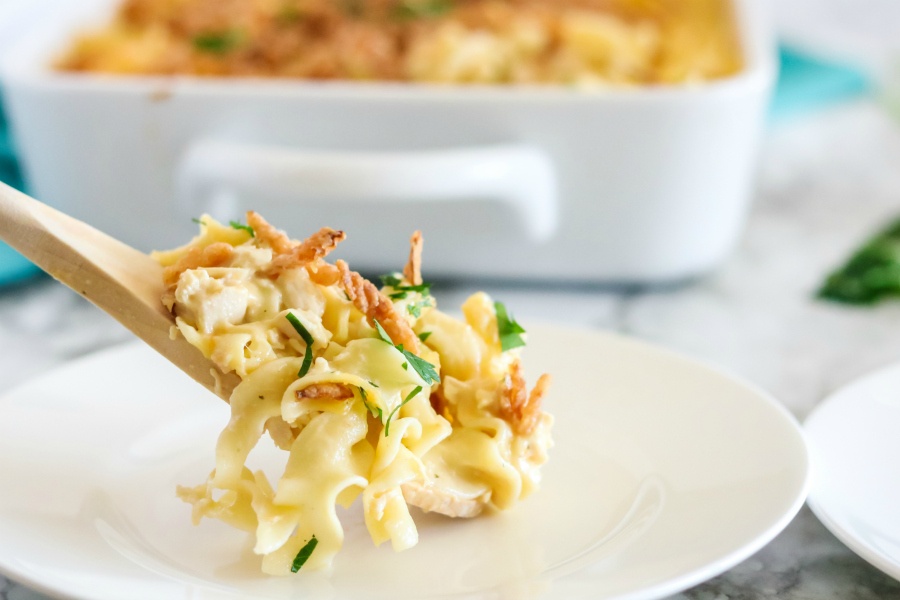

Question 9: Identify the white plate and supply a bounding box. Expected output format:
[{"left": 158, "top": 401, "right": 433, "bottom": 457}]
[
  {"left": 805, "top": 361, "right": 900, "bottom": 581},
  {"left": 0, "top": 325, "right": 809, "bottom": 600}
]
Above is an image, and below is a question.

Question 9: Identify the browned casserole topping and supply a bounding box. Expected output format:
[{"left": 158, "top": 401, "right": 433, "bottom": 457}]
[{"left": 56, "top": 0, "right": 741, "bottom": 85}]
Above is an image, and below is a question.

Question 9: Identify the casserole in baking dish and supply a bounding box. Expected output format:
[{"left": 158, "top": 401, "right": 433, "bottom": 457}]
[{"left": 1, "top": 0, "right": 774, "bottom": 282}]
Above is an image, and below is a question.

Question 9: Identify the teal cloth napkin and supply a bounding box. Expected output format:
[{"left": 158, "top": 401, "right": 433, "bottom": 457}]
[
  {"left": 770, "top": 45, "right": 871, "bottom": 120},
  {"left": 0, "top": 91, "right": 39, "bottom": 286}
]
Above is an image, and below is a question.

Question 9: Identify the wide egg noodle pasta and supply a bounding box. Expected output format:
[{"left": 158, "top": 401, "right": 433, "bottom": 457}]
[{"left": 161, "top": 214, "right": 553, "bottom": 574}]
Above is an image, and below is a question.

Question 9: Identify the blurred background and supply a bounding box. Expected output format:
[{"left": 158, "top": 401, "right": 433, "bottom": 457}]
[{"left": 0, "top": 0, "right": 893, "bottom": 287}]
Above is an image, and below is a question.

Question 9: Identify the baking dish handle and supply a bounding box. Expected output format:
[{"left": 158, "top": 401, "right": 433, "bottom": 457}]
[{"left": 176, "top": 139, "right": 559, "bottom": 241}]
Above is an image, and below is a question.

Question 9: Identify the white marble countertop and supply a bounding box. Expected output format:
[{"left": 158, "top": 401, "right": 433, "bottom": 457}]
[{"left": 3, "top": 100, "right": 900, "bottom": 599}]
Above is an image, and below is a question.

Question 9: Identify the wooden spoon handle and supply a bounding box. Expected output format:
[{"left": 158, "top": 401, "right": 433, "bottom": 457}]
[{"left": 0, "top": 182, "right": 239, "bottom": 400}]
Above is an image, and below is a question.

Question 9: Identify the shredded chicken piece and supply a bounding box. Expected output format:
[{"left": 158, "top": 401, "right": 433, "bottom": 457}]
[
  {"left": 295, "top": 383, "right": 354, "bottom": 401},
  {"left": 403, "top": 230, "right": 423, "bottom": 286},
  {"left": 401, "top": 480, "right": 490, "bottom": 518},
  {"left": 336, "top": 259, "right": 421, "bottom": 353},
  {"left": 162, "top": 242, "right": 235, "bottom": 290},
  {"left": 500, "top": 360, "right": 551, "bottom": 436},
  {"left": 265, "top": 416, "right": 295, "bottom": 451}
]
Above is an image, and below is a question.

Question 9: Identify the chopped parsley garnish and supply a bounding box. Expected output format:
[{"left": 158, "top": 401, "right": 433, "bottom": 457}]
[
  {"left": 417, "top": 331, "right": 432, "bottom": 342},
  {"left": 392, "top": 0, "right": 453, "bottom": 20},
  {"left": 229, "top": 220, "right": 255, "bottom": 237},
  {"left": 818, "top": 216, "right": 900, "bottom": 305},
  {"left": 380, "top": 272, "right": 432, "bottom": 300},
  {"left": 373, "top": 320, "right": 440, "bottom": 385},
  {"left": 191, "top": 217, "right": 205, "bottom": 226},
  {"left": 359, "top": 387, "right": 383, "bottom": 420},
  {"left": 286, "top": 312, "right": 315, "bottom": 377},
  {"left": 384, "top": 386, "right": 422, "bottom": 436},
  {"left": 290, "top": 536, "right": 318, "bottom": 573},
  {"left": 380, "top": 273, "right": 403, "bottom": 287},
  {"left": 494, "top": 301, "right": 526, "bottom": 351},
  {"left": 193, "top": 30, "right": 242, "bottom": 54},
  {"left": 277, "top": 5, "right": 303, "bottom": 24},
  {"left": 407, "top": 298, "right": 432, "bottom": 317}
]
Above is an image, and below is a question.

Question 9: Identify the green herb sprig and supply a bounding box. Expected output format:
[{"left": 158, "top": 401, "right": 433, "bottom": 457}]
[
  {"left": 407, "top": 298, "right": 432, "bottom": 317},
  {"left": 392, "top": 0, "right": 453, "bottom": 20},
  {"left": 373, "top": 320, "right": 439, "bottom": 385},
  {"left": 494, "top": 301, "right": 526, "bottom": 352},
  {"left": 380, "top": 273, "right": 432, "bottom": 300},
  {"left": 384, "top": 386, "right": 422, "bottom": 436},
  {"left": 229, "top": 220, "right": 255, "bottom": 237},
  {"left": 286, "top": 312, "right": 315, "bottom": 377},
  {"left": 818, "top": 217, "right": 900, "bottom": 305},
  {"left": 193, "top": 30, "right": 242, "bottom": 54},
  {"left": 290, "top": 536, "right": 318, "bottom": 573},
  {"left": 359, "top": 387, "right": 383, "bottom": 420}
]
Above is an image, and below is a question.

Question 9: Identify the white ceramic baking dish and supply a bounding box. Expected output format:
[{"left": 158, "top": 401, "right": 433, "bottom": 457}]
[{"left": 0, "top": 0, "right": 774, "bottom": 283}]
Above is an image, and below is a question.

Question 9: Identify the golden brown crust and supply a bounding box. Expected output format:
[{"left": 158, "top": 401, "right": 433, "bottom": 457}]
[
  {"left": 336, "top": 259, "right": 420, "bottom": 354},
  {"left": 500, "top": 360, "right": 551, "bottom": 436},
  {"left": 58, "top": 0, "right": 741, "bottom": 85},
  {"left": 403, "top": 230, "right": 423, "bottom": 286},
  {"left": 295, "top": 383, "right": 354, "bottom": 401}
]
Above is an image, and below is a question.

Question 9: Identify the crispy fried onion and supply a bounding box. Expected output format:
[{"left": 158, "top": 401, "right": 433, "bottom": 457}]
[
  {"left": 403, "top": 230, "right": 423, "bottom": 286},
  {"left": 163, "top": 241, "right": 235, "bottom": 291},
  {"left": 265, "top": 384, "right": 355, "bottom": 450},
  {"left": 295, "top": 383, "right": 354, "bottom": 401},
  {"left": 336, "top": 259, "right": 421, "bottom": 353},
  {"left": 246, "top": 211, "right": 345, "bottom": 281},
  {"left": 499, "top": 359, "right": 551, "bottom": 436}
]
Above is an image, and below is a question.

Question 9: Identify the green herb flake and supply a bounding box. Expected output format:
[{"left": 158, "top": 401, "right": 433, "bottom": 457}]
[
  {"left": 193, "top": 30, "right": 242, "bottom": 54},
  {"left": 407, "top": 298, "right": 433, "bottom": 318},
  {"left": 393, "top": 0, "right": 453, "bottom": 20},
  {"left": 818, "top": 217, "right": 900, "bottom": 305},
  {"left": 494, "top": 301, "right": 527, "bottom": 352},
  {"left": 359, "top": 387, "right": 383, "bottom": 420},
  {"left": 191, "top": 217, "right": 206, "bottom": 226},
  {"left": 290, "top": 536, "right": 318, "bottom": 573},
  {"left": 286, "top": 312, "right": 315, "bottom": 377},
  {"left": 277, "top": 5, "right": 303, "bottom": 24},
  {"left": 373, "top": 320, "right": 440, "bottom": 385},
  {"left": 229, "top": 220, "right": 255, "bottom": 237},
  {"left": 417, "top": 331, "right": 432, "bottom": 342},
  {"left": 380, "top": 273, "right": 404, "bottom": 288},
  {"left": 385, "top": 385, "right": 422, "bottom": 436},
  {"left": 368, "top": 380, "right": 380, "bottom": 388}
]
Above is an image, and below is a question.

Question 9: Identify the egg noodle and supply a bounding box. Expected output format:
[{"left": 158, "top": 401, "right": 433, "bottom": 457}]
[
  {"left": 58, "top": 0, "right": 741, "bottom": 86},
  {"left": 152, "top": 213, "right": 552, "bottom": 574}
]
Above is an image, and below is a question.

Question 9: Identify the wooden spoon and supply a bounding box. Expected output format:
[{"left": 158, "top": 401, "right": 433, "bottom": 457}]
[{"left": 0, "top": 182, "right": 240, "bottom": 401}]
